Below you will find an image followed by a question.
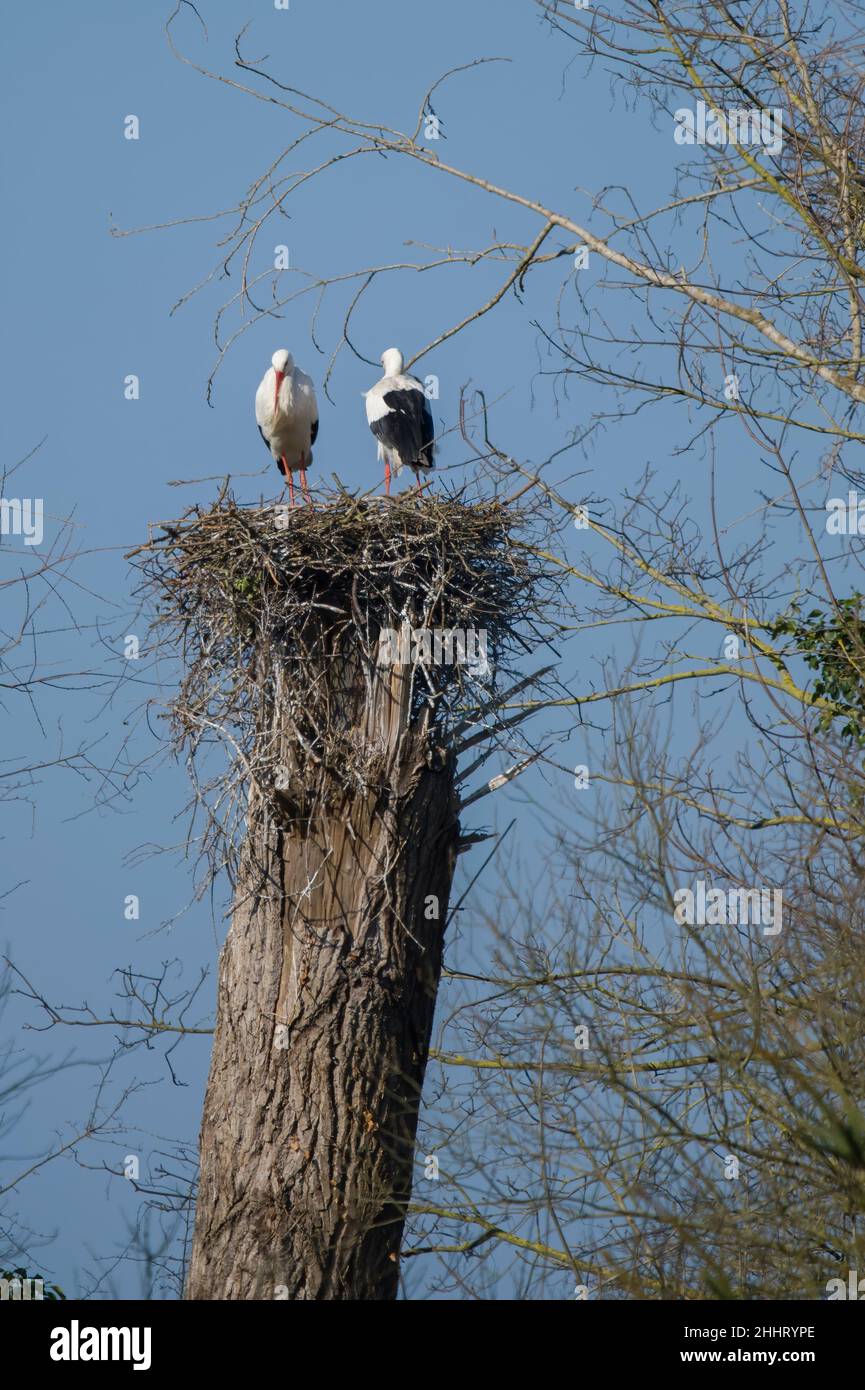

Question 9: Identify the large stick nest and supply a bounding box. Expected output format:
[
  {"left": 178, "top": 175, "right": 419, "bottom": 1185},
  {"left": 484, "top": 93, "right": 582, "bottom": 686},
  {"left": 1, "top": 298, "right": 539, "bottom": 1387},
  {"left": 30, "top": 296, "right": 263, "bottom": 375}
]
[{"left": 131, "top": 488, "right": 556, "bottom": 885}]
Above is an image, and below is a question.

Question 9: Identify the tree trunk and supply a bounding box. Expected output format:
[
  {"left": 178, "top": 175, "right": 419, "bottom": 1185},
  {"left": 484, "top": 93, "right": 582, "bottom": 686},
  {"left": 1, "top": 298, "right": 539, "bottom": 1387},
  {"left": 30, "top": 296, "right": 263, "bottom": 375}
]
[
  {"left": 186, "top": 646, "right": 460, "bottom": 1300},
  {"left": 142, "top": 497, "right": 529, "bottom": 1298}
]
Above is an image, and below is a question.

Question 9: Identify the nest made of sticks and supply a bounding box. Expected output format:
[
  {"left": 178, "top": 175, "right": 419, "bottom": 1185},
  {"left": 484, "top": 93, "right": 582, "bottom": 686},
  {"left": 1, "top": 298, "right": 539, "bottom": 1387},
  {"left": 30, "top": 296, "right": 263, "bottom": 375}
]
[{"left": 131, "top": 486, "right": 554, "bottom": 881}]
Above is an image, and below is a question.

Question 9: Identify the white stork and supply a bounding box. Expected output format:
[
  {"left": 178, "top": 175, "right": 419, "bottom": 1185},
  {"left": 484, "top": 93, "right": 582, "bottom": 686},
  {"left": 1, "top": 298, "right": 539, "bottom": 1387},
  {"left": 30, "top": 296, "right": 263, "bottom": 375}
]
[
  {"left": 364, "top": 348, "right": 435, "bottom": 495},
  {"left": 255, "top": 348, "right": 319, "bottom": 505}
]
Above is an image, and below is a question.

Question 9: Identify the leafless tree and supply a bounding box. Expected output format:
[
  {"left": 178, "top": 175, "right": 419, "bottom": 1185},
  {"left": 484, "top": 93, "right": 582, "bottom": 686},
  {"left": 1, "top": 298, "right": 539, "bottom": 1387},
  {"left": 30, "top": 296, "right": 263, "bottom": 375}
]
[{"left": 0, "top": 444, "right": 143, "bottom": 1285}]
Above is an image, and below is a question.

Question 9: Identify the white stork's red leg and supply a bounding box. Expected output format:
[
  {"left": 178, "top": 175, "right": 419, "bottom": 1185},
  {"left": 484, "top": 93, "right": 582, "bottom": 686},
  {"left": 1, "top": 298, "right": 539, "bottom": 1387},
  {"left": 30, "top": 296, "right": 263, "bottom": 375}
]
[
  {"left": 287, "top": 468, "right": 296, "bottom": 507},
  {"left": 384, "top": 457, "right": 391, "bottom": 496},
  {"left": 300, "top": 465, "right": 311, "bottom": 505}
]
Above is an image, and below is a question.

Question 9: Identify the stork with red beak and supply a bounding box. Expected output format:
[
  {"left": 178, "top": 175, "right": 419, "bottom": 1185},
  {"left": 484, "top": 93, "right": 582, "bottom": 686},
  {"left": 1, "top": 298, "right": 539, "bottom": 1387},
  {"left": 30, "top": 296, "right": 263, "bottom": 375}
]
[{"left": 255, "top": 349, "right": 319, "bottom": 505}]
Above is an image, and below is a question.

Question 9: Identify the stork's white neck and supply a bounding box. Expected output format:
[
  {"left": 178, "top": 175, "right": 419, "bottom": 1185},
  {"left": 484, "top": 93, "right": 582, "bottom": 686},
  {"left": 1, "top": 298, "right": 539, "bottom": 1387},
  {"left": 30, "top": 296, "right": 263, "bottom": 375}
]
[{"left": 381, "top": 348, "right": 404, "bottom": 376}]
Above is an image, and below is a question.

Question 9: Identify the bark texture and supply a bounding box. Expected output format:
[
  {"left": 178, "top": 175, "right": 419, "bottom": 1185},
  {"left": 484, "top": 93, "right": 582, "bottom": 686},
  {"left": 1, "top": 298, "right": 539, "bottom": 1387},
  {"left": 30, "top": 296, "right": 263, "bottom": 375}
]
[{"left": 186, "top": 649, "right": 460, "bottom": 1300}]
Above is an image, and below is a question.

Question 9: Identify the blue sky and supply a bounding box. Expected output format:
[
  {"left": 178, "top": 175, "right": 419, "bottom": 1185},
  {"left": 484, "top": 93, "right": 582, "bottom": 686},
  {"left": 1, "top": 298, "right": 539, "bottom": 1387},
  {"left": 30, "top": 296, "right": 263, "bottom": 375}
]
[{"left": 1, "top": 1, "right": 827, "bottom": 1298}]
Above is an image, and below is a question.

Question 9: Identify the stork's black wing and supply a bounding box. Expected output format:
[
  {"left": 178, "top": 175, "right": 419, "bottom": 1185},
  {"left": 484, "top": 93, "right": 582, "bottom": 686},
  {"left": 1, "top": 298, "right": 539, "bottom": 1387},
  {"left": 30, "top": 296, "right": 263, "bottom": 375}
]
[{"left": 371, "top": 387, "right": 435, "bottom": 468}]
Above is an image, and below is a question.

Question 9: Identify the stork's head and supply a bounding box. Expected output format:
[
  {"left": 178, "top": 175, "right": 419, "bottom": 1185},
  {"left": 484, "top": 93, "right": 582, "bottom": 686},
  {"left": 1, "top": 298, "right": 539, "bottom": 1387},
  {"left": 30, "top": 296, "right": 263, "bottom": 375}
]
[
  {"left": 271, "top": 349, "right": 293, "bottom": 413},
  {"left": 381, "top": 347, "right": 404, "bottom": 377}
]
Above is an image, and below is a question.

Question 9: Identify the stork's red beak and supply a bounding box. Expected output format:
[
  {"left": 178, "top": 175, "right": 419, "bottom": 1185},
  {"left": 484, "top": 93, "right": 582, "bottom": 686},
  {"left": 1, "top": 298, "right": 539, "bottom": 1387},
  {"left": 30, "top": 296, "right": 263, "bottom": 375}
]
[{"left": 273, "top": 370, "right": 284, "bottom": 415}]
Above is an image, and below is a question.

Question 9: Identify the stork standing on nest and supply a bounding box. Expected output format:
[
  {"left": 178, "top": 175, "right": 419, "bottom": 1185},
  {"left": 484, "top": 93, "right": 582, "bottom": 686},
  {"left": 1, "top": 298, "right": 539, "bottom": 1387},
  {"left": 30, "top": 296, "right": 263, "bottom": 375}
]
[
  {"left": 364, "top": 348, "right": 435, "bottom": 495},
  {"left": 255, "top": 349, "right": 319, "bottom": 506}
]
